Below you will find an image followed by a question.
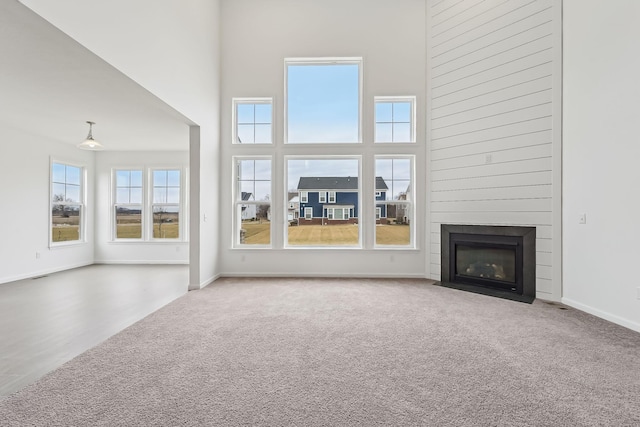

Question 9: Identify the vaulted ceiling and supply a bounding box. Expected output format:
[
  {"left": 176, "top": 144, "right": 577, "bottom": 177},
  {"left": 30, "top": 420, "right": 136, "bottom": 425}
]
[{"left": 0, "top": 0, "right": 191, "bottom": 151}]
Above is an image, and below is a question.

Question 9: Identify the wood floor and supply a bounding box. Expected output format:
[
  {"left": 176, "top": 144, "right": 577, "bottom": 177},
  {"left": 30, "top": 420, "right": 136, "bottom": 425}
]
[{"left": 0, "top": 264, "right": 188, "bottom": 399}]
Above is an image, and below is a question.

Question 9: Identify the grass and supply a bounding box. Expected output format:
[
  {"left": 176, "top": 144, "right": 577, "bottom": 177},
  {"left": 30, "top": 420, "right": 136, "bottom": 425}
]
[
  {"left": 288, "top": 224, "right": 358, "bottom": 246},
  {"left": 116, "top": 224, "right": 142, "bottom": 239},
  {"left": 153, "top": 223, "right": 179, "bottom": 239},
  {"left": 241, "top": 223, "right": 410, "bottom": 246},
  {"left": 51, "top": 226, "right": 80, "bottom": 242}
]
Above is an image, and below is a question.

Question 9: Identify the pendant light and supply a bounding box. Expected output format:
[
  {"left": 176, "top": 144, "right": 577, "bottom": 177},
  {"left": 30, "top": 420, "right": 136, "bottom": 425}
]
[{"left": 77, "top": 121, "right": 104, "bottom": 150}]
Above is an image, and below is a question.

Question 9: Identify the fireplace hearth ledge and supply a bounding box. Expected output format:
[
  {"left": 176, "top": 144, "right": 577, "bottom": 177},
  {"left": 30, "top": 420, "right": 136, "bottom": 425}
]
[{"left": 438, "top": 281, "right": 535, "bottom": 304}]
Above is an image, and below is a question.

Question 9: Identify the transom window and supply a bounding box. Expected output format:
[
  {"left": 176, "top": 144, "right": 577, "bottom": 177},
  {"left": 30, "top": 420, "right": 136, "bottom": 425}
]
[
  {"left": 51, "top": 162, "right": 84, "bottom": 244},
  {"left": 233, "top": 98, "right": 273, "bottom": 144},
  {"left": 374, "top": 96, "right": 416, "bottom": 143},
  {"left": 285, "top": 58, "right": 362, "bottom": 143}
]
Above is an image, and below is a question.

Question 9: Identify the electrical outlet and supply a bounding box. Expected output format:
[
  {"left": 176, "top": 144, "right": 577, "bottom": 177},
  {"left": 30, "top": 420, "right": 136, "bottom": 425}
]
[
  {"left": 35, "top": 251, "right": 40, "bottom": 259},
  {"left": 578, "top": 213, "right": 587, "bottom": 224}
]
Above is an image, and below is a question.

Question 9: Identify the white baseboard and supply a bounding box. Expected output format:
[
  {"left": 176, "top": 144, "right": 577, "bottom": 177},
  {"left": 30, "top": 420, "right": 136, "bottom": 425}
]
[
  {"left": 94, "top": 260, "right": 189, "bottom": 265},
  {"left": 562, "top": 297, "right": 640, "bottom": 333},
  {"left": 188, "top": 273, "right": 220, "bottom": 291},
  {"left": 218, "top": 272, "right": 429, "bottom": 280},
  {"left": 0, "top": 261, "right": 93, "bottom": 285}
]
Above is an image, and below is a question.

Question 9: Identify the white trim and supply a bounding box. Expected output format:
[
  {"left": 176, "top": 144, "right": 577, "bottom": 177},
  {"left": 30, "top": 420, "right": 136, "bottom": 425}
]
[
  {"left": 49, "top": 159, "right": 86, "bottom": 247},
  {"left": 232, "top": 156, "right": 273, "bottom": 248},
  {"left": 374, "top": 95, "right": 417, "bottom": 143},
  {"left": 284, "top": 57, "right": 363, "bottom": 144},
  {"left": 328, "top": 191, "right": 336, "bottom": 203},
  {"left": 304, "top": 207, "right": 313, "bottom": 219},
  {"left": 319, "top": 191, "right": 327, "bottom": 203},
  {"left": 374, "top": 155, "right": 415, "bottom": 248},
  {"left": 112, "top": 167, "right": 145, "bottom": 241},
  {"left": 94, "top": 260, "right": 189, "bottom": 265},
  {"left": 232, "top": 97, "right": 274, "bottom": 145},
  {"left": 562, "top": 298, "right": 640, "bottom": 334},
  {"left": 150, "top": 167, "right": 183, "bottom": 241},
  {"left": 0, "top": 261, "right": 93, "bottom": 285},
  {"left": 188, "top": 273, "right": 221, "bottom": 291},
  {"left": 300, "top": 191, "right": 308, "bottom": 203},
  {"left": 219, "top": 272, "right": 430, "bottom": 279}
]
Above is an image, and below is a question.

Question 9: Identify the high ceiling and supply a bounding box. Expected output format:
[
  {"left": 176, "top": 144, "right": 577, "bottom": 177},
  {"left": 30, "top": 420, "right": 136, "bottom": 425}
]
[{"left": 0, "top": 1, "right": 191, "bottom": 151}]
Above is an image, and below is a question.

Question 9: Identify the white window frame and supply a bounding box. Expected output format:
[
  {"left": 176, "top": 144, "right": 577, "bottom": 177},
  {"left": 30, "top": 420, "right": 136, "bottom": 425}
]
[
  {"left": 376, "top": 207, "right": 382, "bottom": 220},
  {"left": 304, "top": 207, "right": 313, "bottom": 220},
  {"left": 284, "top": 57, "right": 363, "bottom": 144},
  {"left": 50, "top": 159, "right": 86, "bottom": 247},
  {"left": 113, "top": 169, "right": 144, "bottom": 241},
  {"left": 328, "top": 191, "right": 336, "bottom": 203},
  {"left": 319, "top": 191, "right": 327, "bottom": 203},
  {"left": 233, "top": 156, "right": 272, "bottom": 248},
  {"left": 374, "top": 96, "right": 416, "bottom": 143},
  {"left": 227, "top": 57, "right": 421, "bottom": 252},
  {"left": 285, "top": 155, "right": 362, "bottom": 248},
  {"left": 151, "top": 168, "right": 182, "bottom": 241},
  {"left": 327, "top": 207, "right": 350, "bottom": 220},
  {"left": 232, "top": 98, "right": 274, "bottom": 144},
  {"left": 374, "top": 155, "right": 415, "bottom": 248}
]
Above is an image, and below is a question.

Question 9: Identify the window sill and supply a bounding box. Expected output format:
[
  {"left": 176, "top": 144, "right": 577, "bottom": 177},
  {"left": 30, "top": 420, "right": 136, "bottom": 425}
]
[
  {"left": 49, "top": 240, "right": 88, "bottom": 249},
  {"left": 108, "top": 240, "right": 189, "bottom": 244}
]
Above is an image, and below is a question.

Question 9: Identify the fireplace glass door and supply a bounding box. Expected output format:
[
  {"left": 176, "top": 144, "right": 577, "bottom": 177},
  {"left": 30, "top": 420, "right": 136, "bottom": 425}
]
[{"left": 456, "top": 245, "right": 516, "bottom": 284}]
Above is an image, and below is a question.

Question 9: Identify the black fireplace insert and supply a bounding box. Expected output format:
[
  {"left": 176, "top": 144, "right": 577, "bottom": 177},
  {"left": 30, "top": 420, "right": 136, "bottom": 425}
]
[{"left": 440, "top": 224, "right": 536, "bottom": 303}]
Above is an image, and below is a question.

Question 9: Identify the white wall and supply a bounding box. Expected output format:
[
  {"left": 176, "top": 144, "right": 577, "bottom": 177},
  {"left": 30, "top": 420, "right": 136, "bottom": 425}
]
[
  {"left": 219, "top": 0, "right": 427, "bottom": 277},
  {"left": 0, "top": 125, "right": 95, "bottom": 284},
  {"left": 21, "top": 0, "right": 222, "bottom": 289},
  {"left": 562, "top": 0, "right": 640, "bottom": 332},
  {"left": 94, "top": 151, "right": 189, "bottom": 265},
  {"left": 426, "top": 0, "right": 563, "bottom": 300}
]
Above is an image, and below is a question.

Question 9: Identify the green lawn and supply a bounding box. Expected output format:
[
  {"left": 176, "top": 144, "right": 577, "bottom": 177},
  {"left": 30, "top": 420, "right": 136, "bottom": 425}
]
[{"left": 240, "top": 223, "right": 410, "bottom": 246}]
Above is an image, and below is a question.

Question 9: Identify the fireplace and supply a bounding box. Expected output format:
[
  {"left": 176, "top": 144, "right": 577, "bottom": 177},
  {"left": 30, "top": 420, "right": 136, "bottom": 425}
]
[{"left": 440, "top": 225, "right": 536, "bottom": 303}]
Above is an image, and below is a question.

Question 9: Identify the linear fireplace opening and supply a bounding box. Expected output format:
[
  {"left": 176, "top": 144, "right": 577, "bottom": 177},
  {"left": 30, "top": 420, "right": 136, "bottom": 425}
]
[{"left": 440, "top": 225, "right": 536, "bottom": 303}]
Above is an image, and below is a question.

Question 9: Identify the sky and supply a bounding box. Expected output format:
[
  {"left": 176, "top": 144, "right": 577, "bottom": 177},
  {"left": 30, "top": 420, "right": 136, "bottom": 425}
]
[{"left": 287, "top": 63, "right": 359, "bottom": 143}]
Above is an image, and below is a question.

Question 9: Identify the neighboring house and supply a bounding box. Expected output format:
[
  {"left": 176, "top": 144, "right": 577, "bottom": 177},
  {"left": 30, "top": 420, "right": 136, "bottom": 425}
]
[
  {"left": 393, "top": 184, "right": 411, "bottom": 225},
  {"left": 297, "top": 176, "right": 388, "bottom": 225},
  {"left": 240, "top": 192, "right": 256, "bottom": 220},
  {"left": 287, "top": 192, "right": 299, "bottom": 223}
]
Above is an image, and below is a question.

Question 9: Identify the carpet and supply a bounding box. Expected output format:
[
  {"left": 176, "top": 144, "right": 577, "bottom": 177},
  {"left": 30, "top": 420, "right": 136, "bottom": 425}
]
[{"left": 1, "top": 277, "right": 639, "bottom": 426}]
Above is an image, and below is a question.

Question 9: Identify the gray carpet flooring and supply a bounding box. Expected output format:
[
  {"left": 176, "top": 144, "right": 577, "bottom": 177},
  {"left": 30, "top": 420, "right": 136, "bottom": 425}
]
[{"left": 1, "top": 277, "right": 639, "bottom": 426}]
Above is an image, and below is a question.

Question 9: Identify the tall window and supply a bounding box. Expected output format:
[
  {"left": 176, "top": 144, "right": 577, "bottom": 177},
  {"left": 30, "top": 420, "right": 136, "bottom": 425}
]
[
  {"left": 375, "top": 157, "right": 414, "bottom": 247},
  {"left": 235, "top": 158, "right": 272, "bottom": 246},
  {"left": 286, "top": 58, "right": 361, "bottom": 143},
  {"left": 375, "top": 96, "right": 416, "bottom": 143},
  {"left": 51, "top": 162, "right": 83, "bottom": 244},
  {"left": 229, "top": 56, "right": 419, "bottom": 251},
  {"left": 233, "top": 98, "right": 273, "bottom": 144},
  {"left": 286, "top": 157, "right": 360, "bottom": 247},
  {"left": 114, "top": 170, "right": 143, "bottom": 239},
  {"left": 152, "top": 170, "right": 180, "bottom": 239}
]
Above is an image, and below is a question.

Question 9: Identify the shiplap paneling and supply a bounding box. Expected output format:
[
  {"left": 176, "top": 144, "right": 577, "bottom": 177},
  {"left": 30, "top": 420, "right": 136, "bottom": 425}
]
[{"left": 427, "top": 0, "right": 559, "bottom": 300}]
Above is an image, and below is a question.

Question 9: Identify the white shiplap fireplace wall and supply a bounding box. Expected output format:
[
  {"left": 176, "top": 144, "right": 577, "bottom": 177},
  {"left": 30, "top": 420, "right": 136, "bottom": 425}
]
[{"left": 427, "top": 0, "right": 563, "bottom": 300}]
